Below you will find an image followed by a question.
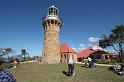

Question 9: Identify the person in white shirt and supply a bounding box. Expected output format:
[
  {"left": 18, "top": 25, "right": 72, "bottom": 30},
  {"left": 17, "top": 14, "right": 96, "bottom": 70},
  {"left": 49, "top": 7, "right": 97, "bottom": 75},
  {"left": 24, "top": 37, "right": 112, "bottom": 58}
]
[
  {"left": 68, "top": 57, "right": 74, "bottom": 76},
  {"left": 88, "top": 57, "right": 92, "bottom": 68}
]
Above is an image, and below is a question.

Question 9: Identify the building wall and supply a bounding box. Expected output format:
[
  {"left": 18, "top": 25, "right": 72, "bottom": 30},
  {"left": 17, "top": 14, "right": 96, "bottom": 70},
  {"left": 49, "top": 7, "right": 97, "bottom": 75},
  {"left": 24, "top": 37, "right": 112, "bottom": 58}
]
[
  {"left": 60, "top": 52, "right": 77, "bottom": 63},
  {"left": 42, "top": 20, "right": 61, "bottom": 64}
]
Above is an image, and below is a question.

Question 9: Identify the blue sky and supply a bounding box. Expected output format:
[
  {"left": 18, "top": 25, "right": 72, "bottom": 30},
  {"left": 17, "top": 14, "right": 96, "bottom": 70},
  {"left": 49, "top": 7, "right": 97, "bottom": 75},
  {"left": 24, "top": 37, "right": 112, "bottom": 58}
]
[{"left": 0, "top": 0, "right": 124, "bottom": 57}]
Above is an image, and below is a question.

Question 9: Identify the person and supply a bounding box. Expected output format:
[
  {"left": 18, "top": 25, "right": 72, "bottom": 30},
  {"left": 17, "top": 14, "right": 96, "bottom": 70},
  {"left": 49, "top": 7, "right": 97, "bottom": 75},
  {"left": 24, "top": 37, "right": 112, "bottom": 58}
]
[
  {"left": 112, "top": 62, "right": 121, "bottom": 73},
  {"left": 117, "top": 64, "right": 124, "bottom": 76},
  {"left": 88, "top": 57, "right": 92, "bottom": 68},
  {"left": 84, "top": 59, "right": 88, "bottom": 67},
  {"left": 15, "top": 58, "right": 20, "bottom": 68},
  {"left": 0, "top": 60, "right": 16, "bottom": 82},
  {"left": 68, "top": 57, "right": 74, "bottom": 76},
  {"left": 72, "top": 60, "right": 75, "bottom": 76},
  {"left": 92, "top": 59, "right": 96, "bottom": 68}
]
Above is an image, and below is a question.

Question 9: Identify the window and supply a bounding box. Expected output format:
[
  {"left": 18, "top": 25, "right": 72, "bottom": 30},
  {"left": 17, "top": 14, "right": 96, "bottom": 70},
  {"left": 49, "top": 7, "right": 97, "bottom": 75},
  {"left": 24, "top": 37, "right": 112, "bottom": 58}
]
[
  {"left": 55, "top": 9, "right": 57, "bottom": 14},
  {"left": 61, "top": 55, "right": 62, "bottom": 58},
  {"left": 64, "top": 54, "right": 66, "bottom": 58},
  {"left": 105, "top": 55, "right": 108, "bottom": 59},
  {"left": 51, "top": 8, "right": 53, "bottom": 11}
]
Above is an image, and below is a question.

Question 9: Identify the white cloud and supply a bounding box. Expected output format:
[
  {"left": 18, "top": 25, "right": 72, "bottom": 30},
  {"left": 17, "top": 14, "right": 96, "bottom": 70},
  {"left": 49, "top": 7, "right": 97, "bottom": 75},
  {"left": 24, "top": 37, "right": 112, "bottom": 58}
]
[
  {"left": 80, "top": 44, "right": 85, "bottom": 47},
  {"left": 88, "top": 36, "right": 102, "bottom": 50},
  {"left": 88, "top": 37, "right": 99, "bottom": 43},
  {"left": 72, "top": 44, "right": 86, "bottom": 52},
  {"left": 88, "top": 44, "right": 102, "bottom": 50},
  {"left": 88, "top": 37, "right": 99, "bottom": 46},
  {"left": 77, "top": 48, "right": 84, "bottom": 52},
  {"left": 78, "top": 44, "right": 86, "bottom": 51},
  {"left": 72, "top": 47, "right": 77, "bottom": 51}
]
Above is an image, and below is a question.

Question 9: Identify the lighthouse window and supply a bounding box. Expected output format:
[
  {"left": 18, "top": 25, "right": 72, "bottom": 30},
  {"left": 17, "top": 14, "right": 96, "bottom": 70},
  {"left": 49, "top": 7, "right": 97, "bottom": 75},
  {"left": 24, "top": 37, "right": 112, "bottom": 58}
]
[
  {"left": 51, "top": 8, "right": 53, "bottom": 11},
  {"left": 51, "top": 11, "right": 54, "bottom": 14},
  {"left": 49, "top": 11, "right": 50, "bottom": 14},
  {"left": 49, "top": 8, "right": 54, "bottom": 14},
  {"left": 53, "top": 10, "right": 56, "bottom": 14},
  {"left": 45, "top": 37, "right": 47, "bottom": 40},
  {"left": 55, "top": 9, "right": 57, "bottom": 14}
]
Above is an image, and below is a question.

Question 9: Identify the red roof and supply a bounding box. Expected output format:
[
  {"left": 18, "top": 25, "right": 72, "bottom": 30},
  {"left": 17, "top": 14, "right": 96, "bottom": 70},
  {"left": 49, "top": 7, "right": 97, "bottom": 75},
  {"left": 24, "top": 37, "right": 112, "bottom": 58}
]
[
  {"left": 78, "top": 48, "right": 100, "bottom": 58},
  {"left": 60, "top": 43, "right": 77, "bottom": 54}
]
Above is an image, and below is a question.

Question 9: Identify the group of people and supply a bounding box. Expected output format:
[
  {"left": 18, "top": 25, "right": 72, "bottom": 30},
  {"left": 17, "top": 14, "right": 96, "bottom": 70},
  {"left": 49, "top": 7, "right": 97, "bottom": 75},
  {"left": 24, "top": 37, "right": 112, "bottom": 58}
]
[
  {"left": 84, "top": 57, "right": 96, "bottom": 68},
  {"left": 109, "top": 62, "right": 124, "bottom": 76},
  {"left": 67, "top": 56, "right": 97, "bottom": 77}
]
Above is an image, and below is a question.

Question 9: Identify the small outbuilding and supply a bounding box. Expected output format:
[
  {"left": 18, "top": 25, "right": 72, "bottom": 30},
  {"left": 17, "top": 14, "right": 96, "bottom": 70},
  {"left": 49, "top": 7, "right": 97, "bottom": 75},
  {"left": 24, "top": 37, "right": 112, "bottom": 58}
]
[{"left": 60, "top": 43, "right": 77, "bottom": 63}]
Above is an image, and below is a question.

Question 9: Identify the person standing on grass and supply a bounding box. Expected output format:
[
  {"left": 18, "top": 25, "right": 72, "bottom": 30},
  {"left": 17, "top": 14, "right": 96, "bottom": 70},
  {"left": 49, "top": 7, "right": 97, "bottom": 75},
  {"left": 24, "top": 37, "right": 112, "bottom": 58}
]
[
  {"left": 92, "top": 59, "right": 96, "bottom": 68},
  {"left": 68, "top": 57, "right": 74, "bottom": 76},
  {"left": 72, "top": 61, "right": 75, "bottom": 75},
  {"left": 88, "top": 57, "right": 92, "bottom": 68},
  {"left": 0, "top": 60, "right": 16, "bottom": 82},
  {"left": 15, "top": 58, "right": 20, "bottom": 68}
]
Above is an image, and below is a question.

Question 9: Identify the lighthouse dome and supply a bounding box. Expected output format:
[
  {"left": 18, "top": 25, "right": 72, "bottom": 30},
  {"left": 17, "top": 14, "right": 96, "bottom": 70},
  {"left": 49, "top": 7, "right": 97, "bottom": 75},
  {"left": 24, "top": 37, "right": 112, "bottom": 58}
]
[{"left": 47, "top": 5, "right": 58, "bottom": 15}]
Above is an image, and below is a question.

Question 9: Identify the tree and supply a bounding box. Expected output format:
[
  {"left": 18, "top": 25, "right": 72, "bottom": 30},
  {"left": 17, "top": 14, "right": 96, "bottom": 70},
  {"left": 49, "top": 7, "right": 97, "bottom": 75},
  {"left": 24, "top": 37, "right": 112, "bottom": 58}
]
[
  {"left": 99, "top": 25, "right": 124, "bottom": 62},
  {"left": 21, "top": 49, "right": 26, "bottom": 54},
  {"left": 5, "top": 48, "right": 15, "bottom": 62},
  {"left": 0, "top": 48, "right": 14, "bottom": 63},
  {"left": 21, "top": 49, "right": 29, "bottom": 61},
  {"left": 0, "top": 48, "right": 4, "bottom": 59}
]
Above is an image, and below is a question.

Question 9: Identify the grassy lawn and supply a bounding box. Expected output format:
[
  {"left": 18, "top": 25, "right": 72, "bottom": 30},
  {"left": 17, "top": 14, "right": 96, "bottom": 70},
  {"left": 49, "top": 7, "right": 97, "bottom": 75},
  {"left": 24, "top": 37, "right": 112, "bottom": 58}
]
[{"left": 9, "top": 63, "right": 124, "bottom": 82}]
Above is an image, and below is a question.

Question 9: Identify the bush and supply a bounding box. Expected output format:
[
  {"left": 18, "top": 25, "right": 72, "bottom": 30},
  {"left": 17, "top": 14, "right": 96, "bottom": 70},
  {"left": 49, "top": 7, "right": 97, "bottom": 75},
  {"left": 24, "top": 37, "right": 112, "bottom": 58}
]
[
  {"left": 97, "top": 60, "right": 113, "bottom": 64},
  {"left": 3, "top": 62, "right": 13, "bottom": 69}
]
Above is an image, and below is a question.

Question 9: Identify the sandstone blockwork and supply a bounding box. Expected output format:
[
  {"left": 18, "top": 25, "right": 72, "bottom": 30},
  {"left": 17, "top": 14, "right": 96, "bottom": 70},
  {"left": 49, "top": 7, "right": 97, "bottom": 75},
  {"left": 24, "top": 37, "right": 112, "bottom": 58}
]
[
  {"left": 41, "top": 6, "right": 77, "bottom": 64},
  {"left": 41, "top": 5, "right": 62, "bottom": 64}
]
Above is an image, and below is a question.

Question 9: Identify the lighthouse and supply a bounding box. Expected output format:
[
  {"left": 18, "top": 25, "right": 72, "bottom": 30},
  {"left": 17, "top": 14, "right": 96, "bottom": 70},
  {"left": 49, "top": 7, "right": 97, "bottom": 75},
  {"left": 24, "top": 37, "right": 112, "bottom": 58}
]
[{"left": 42, "top": 5, "right": 62, "bottom": 63}]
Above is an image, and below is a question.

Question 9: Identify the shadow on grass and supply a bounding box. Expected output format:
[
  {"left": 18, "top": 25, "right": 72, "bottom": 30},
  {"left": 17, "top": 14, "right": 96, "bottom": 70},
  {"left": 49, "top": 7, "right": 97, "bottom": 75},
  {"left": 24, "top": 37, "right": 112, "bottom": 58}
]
[
  {"left": 81, "top": 65, "right": 89, "bottom": 68},
  {"left": 62, "top": 71, "right": 69, "bottom": 77},
  {"left": 81, "top": 65, "right": 85, "bottom": 67}
]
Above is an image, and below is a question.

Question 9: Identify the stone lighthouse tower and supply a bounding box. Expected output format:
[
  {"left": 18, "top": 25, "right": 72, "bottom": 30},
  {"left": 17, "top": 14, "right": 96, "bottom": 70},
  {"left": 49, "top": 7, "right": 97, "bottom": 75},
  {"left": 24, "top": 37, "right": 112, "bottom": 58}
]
[{"left": 42, "top": 5, "right": 62, "bottom": 63}]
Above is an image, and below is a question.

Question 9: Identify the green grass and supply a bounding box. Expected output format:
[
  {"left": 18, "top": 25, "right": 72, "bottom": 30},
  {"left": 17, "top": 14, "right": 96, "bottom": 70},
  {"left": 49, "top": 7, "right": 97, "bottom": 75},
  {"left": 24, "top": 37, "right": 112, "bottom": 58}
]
[{"left": 9, "top": 63, "right": 124, "bottom": 82}]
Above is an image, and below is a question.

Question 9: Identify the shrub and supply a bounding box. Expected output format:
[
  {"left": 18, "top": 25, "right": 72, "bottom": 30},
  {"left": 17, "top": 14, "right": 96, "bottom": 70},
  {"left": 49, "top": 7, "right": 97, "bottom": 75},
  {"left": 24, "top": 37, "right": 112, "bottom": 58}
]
[{"left": 97, "top": 60, "right": 113, "bottom": 64}]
